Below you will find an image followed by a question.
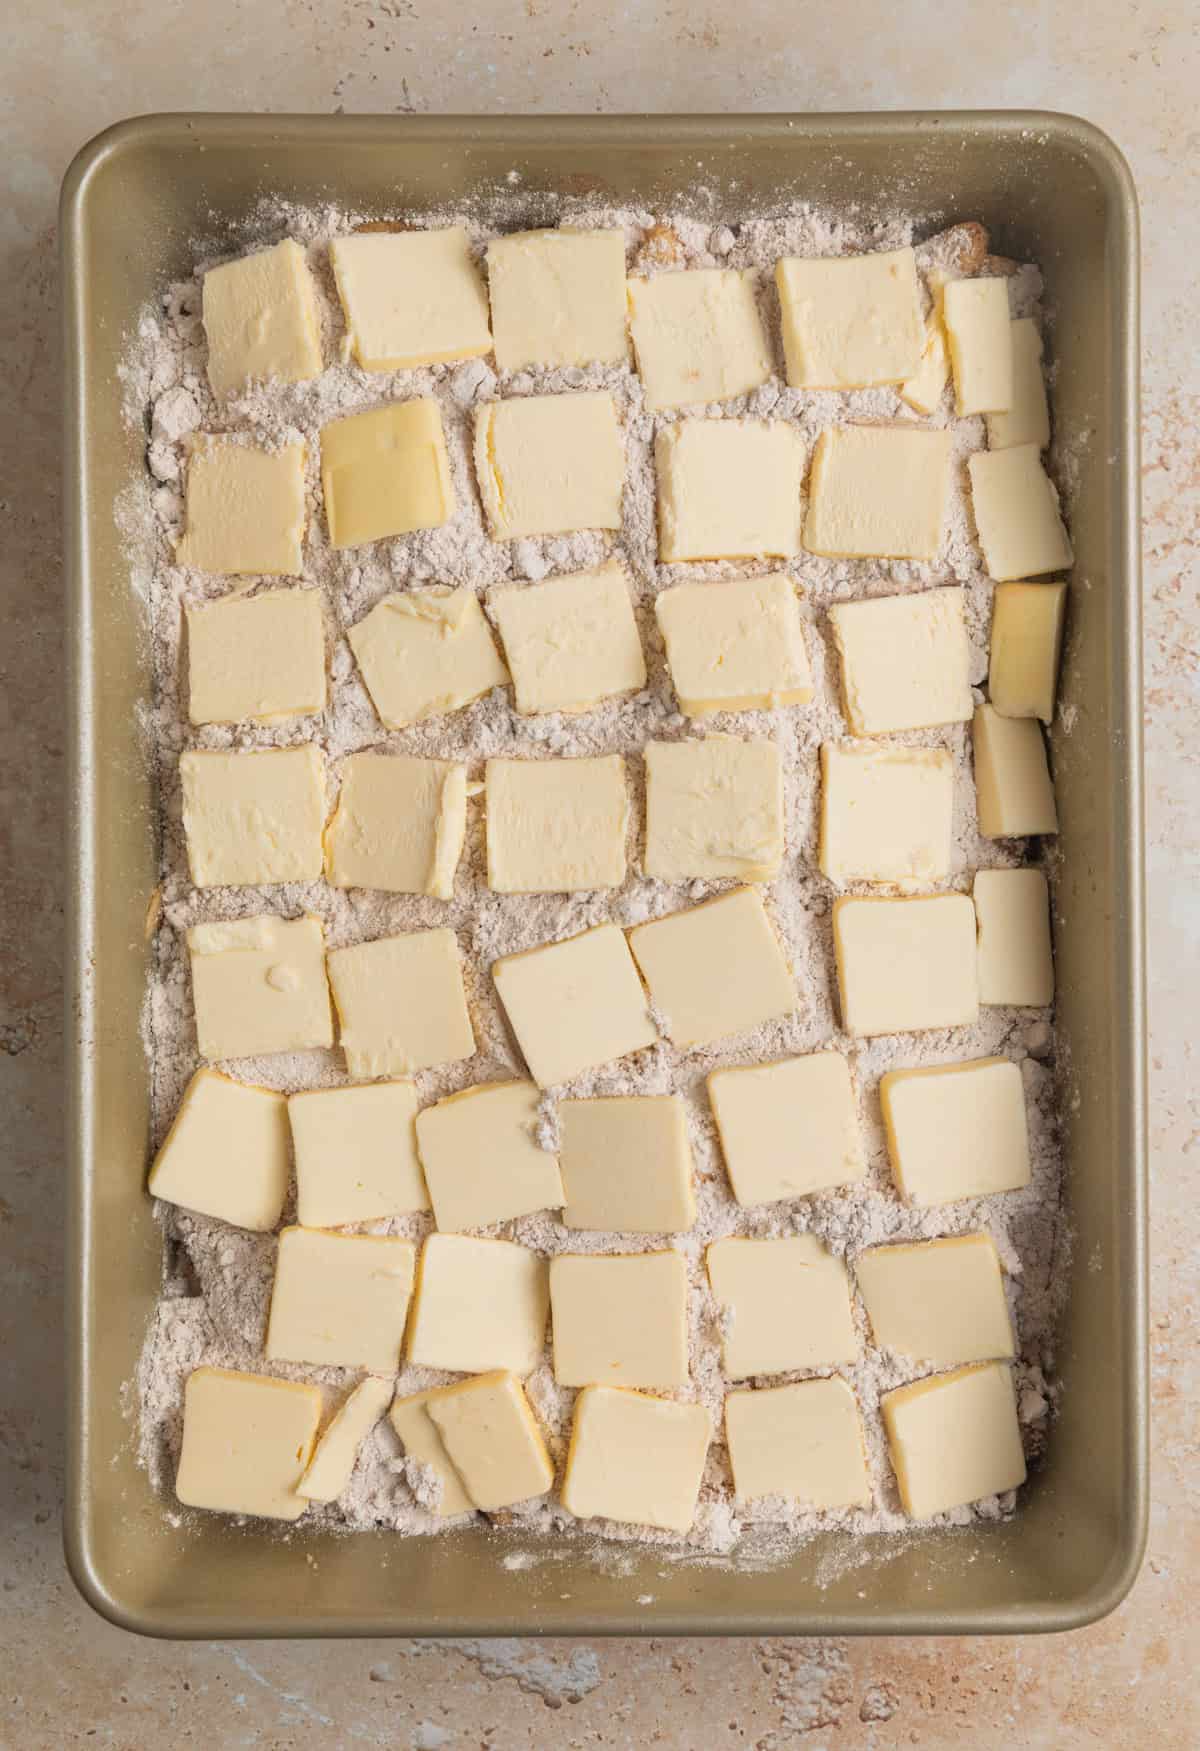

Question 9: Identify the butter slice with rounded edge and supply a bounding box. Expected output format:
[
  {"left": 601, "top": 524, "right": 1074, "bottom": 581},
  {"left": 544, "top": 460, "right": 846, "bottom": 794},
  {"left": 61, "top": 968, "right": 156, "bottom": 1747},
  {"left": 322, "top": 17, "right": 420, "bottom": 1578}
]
[
  {"left": 488, "top": 228, "right": 629, "bottom": 370},
  {"left": 415, "top": 1080, "right": 564, "bottom": 1232},
  {"left": 330, "top": 228, "right": 491, "bottom": 370},
  {"left": 833, "top": 893, "right": 979, "bottom": 1038},
  {"left": 297, "top": 1377, "right": 393, "bottom": 1504},
  {"left": 186, "top": 589, "right": 326, "bottom": 725},
  {"left": 562, "top": 1386, "right": 711, "bottom": 1532},
  {"left": 725, "top": 1378, "right": 871, "bottom": 1508},
  {"left": 986, "top": 319, "right": 1051, "bottom": 451},
  {"left": 644, "top": 736, "right": 783, "bottom": 883},
  {"left": 176, "top": 1366, "right": 322, "bottom": 1522},
  {"left": 804, "top": 425, "right": 951, "bottom": 561},
  {"left": 559, "top": 1094, "right": 696, "bottom": 1233},
  {"left": 828, "top": 588, "right": 972, "bottom": 736},
  {"left": 490, "top": 563, "right": 645, "bottom": 716},
  {"left": 149, "top": 1067, "right": 289, "bottom": 1232},
  {"left": 881, "top": 1057, "right": 1031, "bottom": 1205},
  {"left": 942, "top": 277, "right": 1014, "bottom": 415},
  {"left": 188, "top": 914, "right": 334, "bottom": 1061},
  {"left": 654, "top": 573, "right": 813, "bottom": 715},
  {"left": 627, "top": 268, "right": 771, "bottom": 411},
  {"left": 201, "top": 240, "right": 323, "bottom": 397},
  {"left": 707, "top": 1051, "right": 864, "bottom": 1206},
  {"left": 326, "top": 929, "right": 475, "bottom": 1080},
  {"left": 655, "top": 419, "right": 805, "bottom": 561},
  {"left": 973, "top": 704, "right": 1058, "bottom": 838},
  {"left": 973, "top": 868, "right": 1054, "bottom": 1007},
  {"left": 775, "top": 247, "right": 923, "bottom": 389},
  {"left": 288, "top": 1080, "right": 429, "bottom": 1227},
  {"left": 322, "top": 400, "right": 455, "bottom": 550},
  {"left": 348, "top": 588, "right": 508, "bottom": 730},
  {"left": 967, "top": 445, "right": 1074, "bottom": 581},
  {"left": 628, "top": 888, "right": 796, "bottom": 1049},
  {"left": 474, "top": 392, "right": 624, "bottom": 540},
  {"left": 855, "top": 1234, "right": 1015, "bottom": 1367},
  {"left": 706, "top": 1234, "right": 857, "bottom": 1379},
  {"left": 485, "top": 755, "right": 628, "bottom": 893},
  {"left": 988, "top": 580, "right": 1067, "bottom": 723},
  {"left": 425, "top": 1372, "right": 554, "bottom": 1511},
  {"left": 819, "top": 742, "right": 954, "bottom": 887},
  {"left": 176, "top": 439, "right": 306, "bottom": 576},
  {"left": 325, "top": 753, "right": 468, "bottom": 898},
  {"left": 492, "top": 923, "right": 657, "bottom": 1089},
  {"left": 882, "top": 1362, "right": 1026, "bottom": 1518},
  {"left": 180, "top": 745, "right": 327, "bottom": 887},
  {"left": 550, "top": 1251, "right": 689, "bottom": 1388},
  {"left": 266, "top": 1227, "right": 416, "bottom": 1373},
  {"left": 407, "top": 1234, "right": 549, "bottom": 1376}
]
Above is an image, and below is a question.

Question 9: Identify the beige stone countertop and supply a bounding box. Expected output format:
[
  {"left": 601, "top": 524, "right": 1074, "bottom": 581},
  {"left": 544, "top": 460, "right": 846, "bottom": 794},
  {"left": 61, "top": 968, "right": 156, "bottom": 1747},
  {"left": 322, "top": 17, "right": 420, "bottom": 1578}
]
[{"left": 2, "top": 3, "right": 1196, "bottom": 1745}]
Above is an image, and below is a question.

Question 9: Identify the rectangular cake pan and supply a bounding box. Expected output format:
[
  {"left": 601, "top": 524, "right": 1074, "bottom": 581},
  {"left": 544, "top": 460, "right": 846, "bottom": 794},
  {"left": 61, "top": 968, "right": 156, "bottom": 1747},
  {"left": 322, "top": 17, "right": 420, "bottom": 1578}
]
[{"left": 62, "top": 111, "right": 1145, "bottom": 1639}]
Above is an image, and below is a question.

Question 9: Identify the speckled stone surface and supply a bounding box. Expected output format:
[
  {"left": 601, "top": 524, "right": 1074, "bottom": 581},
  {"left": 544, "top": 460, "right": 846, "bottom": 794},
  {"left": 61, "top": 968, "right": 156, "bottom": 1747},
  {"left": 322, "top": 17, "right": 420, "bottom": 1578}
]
[{"left": 2, "top": 5, "right": 1196, "bottom": 1745}]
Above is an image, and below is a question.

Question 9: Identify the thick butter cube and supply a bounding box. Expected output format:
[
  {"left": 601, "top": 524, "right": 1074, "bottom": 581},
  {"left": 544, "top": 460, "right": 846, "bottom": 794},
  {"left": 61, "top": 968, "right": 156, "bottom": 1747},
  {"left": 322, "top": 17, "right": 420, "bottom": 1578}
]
[
  {"left": 819, "top": 742, "right": 954, "bottom": 886},
  {"left": 562, "top": 1386, "right": 711, "bottom": 1532},
  {"left": 180, "top": 745, "right": 327, "bottom": 887},
  {"left": 492, "top": 923, "right": 657, "bottom": 1089},
  {"left": 627, "top": 268, "right": 771, "bottom": 411},
  {"left": 348, "top": 587, "right": 508, "bottom": 730},
  {"left": 725, "top": 1378, "right": 871, "bottom": 1508},
  {"left": 321, "top": 400, "right": 455, "bottom": 550},
  {"left": 655, "top": 418, "right": 805, "bottom": 561},
  {"left": 297, "top": 1377, "right": 392, "bottom": 1504},
  {"left": 707, "top": 1050, "right": 864, "bottom": 1206},
  {"left": 265, "top": 1227, "right": 416, "bottom": 1372},
  {"left": 856, "top": 1233, "right": 1014, "bottom": 1367},
  {"left": 550, "top": 1251, "right": 689, "bottom": 1388},
  {"left": 776, "top": 247, "right": 924, "bottom": 389},
  {"left": 415, "top": 1080, "right": 564, "bottom": 1232},
  {"left": 974, "top": 868, "right": 1054, "bottom": 1007},
  {"left": 881, "top": 1057, "right": 1031, "bottom": 1204},
  {"left": 973, "top": 704, "right": 1058, "bottom": 838},
  {"left": 407, "top": 1234, "right": 549, "bottom": 1375},
  {"left": 148, "top": 1068, "right": 289, "bottom": 1232},
  {"left": 487, "top": 227, "right": 628, "bottom": 370},
  {"left": 804, "top": 425, "right": 951, "bottom": 562},
  {"left": 330, "top": 227, "right": 491, "bottom": 370},
  {"left": 559, "top": 1094, "right": 696, "bottom": 1233},
  {"left": 629, "top": 888, "right": 796, "bottom": 1049},
  {"left": 186, "top": 588, "right": 326, "bottom": 725},
  {"left": 485, "top": 755, "right": 628, "bottom": 892},
  {"left": 175, "top": 439, "right": 306, "bottom": 576},
  {"left": 967, "top": 445, "right": 1073, "bottom": 581},
  {"left": 707, "top": 1234, "right": 857, "bottom": 1378},
  {"left": 988, "top": 579, "right": 1067, "bottom": 723},
  {"left": 828, "top": 588, "right": 972, "bottom": 736},
  {"left": 986, "top": 318, "right": 1051, "bottom": 451},
  {"left": 389, "top": 1388, "right": 475, "bottom": 1517},
  {"left": 474, "top": 392, "right": 623, "bottom": 539},
  {"left": 175, "top": 1366, "right": 322, "bottom": 1521},
  {"left": 188, "top": 914, "right": 334, "bottom": 1061},
  {"left": 644, "top": 736, "right": 784, "bottom": 883},
  {"left": 882, "top": 1361, "right": 1026, "bottom": 1517},
  {"left": 287, "top": 1080, "right": 428, "bottom": 1227},
  {"left": 943, "top": 277, "right": 1014, "bottom": 415},
  {"left": 325, "top": 753, "right": 467, "bottom": 898},
  {"left": 425, "top": 1371, "right": 554, "bottom": 1511},
  {"left": 201, "top": 239, "right": 323, "bottom": 397},
  {"left": 490, "top": 563, "right": 645, "bottom": 716},
  {"left": 654, "top": 573, "right": 813, "bottom": 715},
  {"left": 327, "top": 928, "right": 475, "bottom": 1080},
  {"left": 833, "top": 894, "right": 979, "bottom": 1038}
]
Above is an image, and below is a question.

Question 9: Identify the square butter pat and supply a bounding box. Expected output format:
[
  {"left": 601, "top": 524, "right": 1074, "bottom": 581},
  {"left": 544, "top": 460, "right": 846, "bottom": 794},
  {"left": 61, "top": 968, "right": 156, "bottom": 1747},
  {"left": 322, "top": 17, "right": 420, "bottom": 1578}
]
[
  {"left": 176, "top": 439, "right": 306, "bottom": 576},
  {"left": 202, "top": 239, "right": 322, "bottom": 398},
  {"left": 297, "top": 1377, "right": 392, "bottom": 1504},
  {"left": 819, "top": 742, "right": 954, "bottom": 886},
  {"left": 348, "top": 587, "right": 508, "bottom": 730},
  {"left": 988, "top": 580, "right": 1067, "bottom": 723},
  {"left": 973, "top": 704, "right": 1057, "bottom": 837},
  {"left": 189, "top": 914, "right": 333, "bottom": 1061},
  {"left": 327, "top": 929, "right": 475, "bottom": 1080},
  {"left": 627, "top": 268, "right": 771, "bottom": 411},
  {"left": 986, "top": 318, "right": 1050, "bottom": 451},
  {"left": 149, "top": 1068, "right": 289, "bottom": 1232},
  {"left": 563, "top": 1386, "right": 711, "bottom": 1532},
  {"left": 655, "top": 419, "right": 805, "bottom": 561},
  {"left": 550, "top": 1251, "right": 689, "bottom": 1388},
  {"left": 559, "top": 1095, "right": 696, "bottom": 1233},
  {"left": 829, "top": 588, "right": 972, "bottom": 736},
  {"left": 408, "top": 1234, "right": 549, "bottom": 1375},
  {"left": 322, "top": 400, "right": 455, "bottom": 550},
  {"left": 485, "top": 755, "right": 628, "bottom": 892},
  {"left": 882, "top": 1361, "right": 1026, "bottom": 1517},
  {"left": 833, "top": 894, "right": 979, "bottom": 1038},
  {"left": 415, "top": 1080, "right": 564, "bottom": 1232},
  {"left": 287, "top": 1080, "right": 428, "bottom": 1227},
  {"left": 707, "top": 1051, "right": 864, "bottom": 1206},
  {"left": 973, "top": 868, "right": 1054, "bottom": 1007},
  {"left": 180, "top": 745, "right": 326, "bottom": 887},
  {"left": 175, "top": 1367, "right": 321, "bottom": 1521},
  {"left": 776, "top": 246, "right": 923, "bottom": 388},
  {"left": 325, "top": 753, "right": 468, "bottom": 898},
  {"left": 492, "top": 923, "right": 657, "bottom": 1089},
  {"left": 942, "top": 277, "right": 1014, "bottom": 415},
  {"left": 629, "top": 888, "right": 795, "bottom": 1050},
  {"left": 856, "top": 1234, "right": 1014, "bottom": 1368},
  {"left": 726, "top": 1378, "right": 871, "bottom": 1508},
  {"left": 265, "top": 1227, "right": 416, "bottom": 1372},
  {"left": 707, "top": 1234, "right": 857, "bottom": 1378},
  {"left": 424, "top": 1371, "right": 554, "bottom": 1511},
  {"left": 487, "top": 228, "right": 628, "bottom": 370},
  {"left": 490, "top": 563, "right": 645, "bottom": 715},
  {"left": 644, "top": 736, "right": 784, "bottom": 883},
  {"left": 330, "top": 227, "right": 491, "bottom": 371},
  {"left": 655, "top": 573, "right": 813, "bottom": 715},
  {"left": 474, "top": 392, "right": 624, "bottom": 539},
  {"left": 186, "top": 588, "right": 326, "bottom": 725},
  {"left": 804, "top": 426, "right": 951, "bottom": 561},
  {"left": 967, "top": 445, "right": 1074, "bottom": 580},
  {"left": 389, "top": 1388, "right": 475, "bottom": 1517},
  {"left": 881, "top": 1057, "right": 1031, "bottom": 1204}
]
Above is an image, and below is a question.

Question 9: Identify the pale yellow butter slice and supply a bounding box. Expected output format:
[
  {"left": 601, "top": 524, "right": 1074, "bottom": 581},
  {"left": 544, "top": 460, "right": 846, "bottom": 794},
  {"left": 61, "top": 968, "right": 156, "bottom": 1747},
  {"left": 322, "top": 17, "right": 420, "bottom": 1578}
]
[
  {"left": 348, "top": 587, "right": 508, "bottom": 730},
  {"left": 201, "top": 239, "right": 323, "bottom": 398},
  {"left": 819, "top": 742, "right": 954, "bottom": 886},
  {"left": 492, "top": 923, "right": 657, "bottom": 1089},
  {"left": 487, "top": 228, "right": 629, "bottom": 371},
  {"left": 654, "top": 573, "right": 813, "bottom": 715},
  {"left": 550, "top": 1251, "right": 689, "bottom": 1388},
  {"left": 833, "top": 894, "right": 979, "bottom": 1038},
  {"left": 490, "top": 562, "right": 646, "bottom": 716},
  {"left": 856, "top": 1233, "right": 1014, "bottom": 1368},
  {"left": 330, "top": 227, "right": 491, "bottom": 370},
  {"left": 804, "top": 425, "right": 951, "bottom": 562},
  {"left": 828, "top": 588, "right": 972, "bottom": 737},
  {"left": 474, "top": 392, "right": 624, "bottom": 540},
  {"left": 149, "top": 1068, "right": 289, "bottom": 1232},
  {"left": 559, "top": 1094, "right": 696, "bottom": 1233},
  {"left": 415, "top": 1080, "right": 564, "bottom": 1232},
  {"left": 176, "top": 1366, "right": 322, "bottom": 1522},
  {"left": 973, "top": 703, "right": 1058, "bottom": 838},
  {"left": 988, "top": 579, "right": 1067, "bottom": 723},
  {"left": 628, "top": 888, "right": 796, "bottom": 1049},
  {"left": 186, "top": 588, "right": 326, "bottom": 725},
  {"left": 265, "top": 1227, "right": 416, "bottom": 1373},
  {"left": 425, "top": 1371, "right": 554, "bottom": 1511},
  {"left": 326, "top": 928, "right": 475, "bottom": 1080},
  {"left": 900, "top": 315, "right": 950, "bottom": 415},
  {"left": 188, "top": 914, "right": 334, "bottom": 1062},
  {"left": 882, "top": 1361, "right": 1026, "bottom": 1517},
  {"left": 644, "top": 736, "right": 784, "bottom": 883},
  {"left": 986, "top": 318, "right": 1051, "bottom": 451},
  {"left": 943, "top": 277, "right": 1014, "bottom": 415},
  {"left": 627, "top": 267, "right": 771, "bottom": 411},
  {"left": 562, "top": 1386, "right": 711, "bottom": 1532},
  {"left": 389, "top": 1388, "right": 475, "bottom": 1517},
  {"left": 407, "top": 1234, "right": 549, "bottom": 1376},
  {"left": 180, "top": 745, "right": 327, "bottom": 888},
  {"left": 321, "top": 399, "right": 455, "bottom": 550},
  {"left": 967, "top": 444, "right": 1074, "bottom": 581},
  {"left": 175, "top": 439, "right": 306, "bottom": 576},
  {"left": 725, "top": 1377, "right": 871, "bottom": 1508},
  {"left": 288, "top": 1080, "right": 428, "bottom": 1227},
  {"left": 881, "top": 1057, "right": 1031, "bottom": 1205},
  {"left": 707, "top": 1234, "right": 857, "bottom": 1379},
  {"left": 655, "top": 418, "right": 805, "bottom": 561},
  {"left": 485, "top": 755, "right": 628, "bottom": 892},
  {"left": 325, "top": 753, "right": 467, "bottom": 898},
  {"left": 297, "top": 1377, "right": 393, "bottom": 1504},
  {"left": 775, "top": 247, "right": 923, "bottom": 389},
  {"left": 707, "top": 1051, "right": 864, "bottom": 1206},
  {"left": 973, "top": 868, "right": 1054, "bottom": 1007}
]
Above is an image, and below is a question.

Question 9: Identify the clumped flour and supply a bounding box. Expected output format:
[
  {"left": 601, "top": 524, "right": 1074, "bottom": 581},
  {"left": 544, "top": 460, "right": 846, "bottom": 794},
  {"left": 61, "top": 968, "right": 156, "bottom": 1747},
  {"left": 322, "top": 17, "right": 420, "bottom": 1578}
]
[{"left": 122, "top": 189, "right": 1068, "bottom": 1573}]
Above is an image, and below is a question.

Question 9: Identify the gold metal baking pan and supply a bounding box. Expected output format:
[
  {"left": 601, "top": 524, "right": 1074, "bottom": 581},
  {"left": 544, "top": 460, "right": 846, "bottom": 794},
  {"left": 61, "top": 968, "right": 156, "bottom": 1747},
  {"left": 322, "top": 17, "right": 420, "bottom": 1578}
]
[{"left": 61, "top": 112, "right": 1145, "bottom": 1638}]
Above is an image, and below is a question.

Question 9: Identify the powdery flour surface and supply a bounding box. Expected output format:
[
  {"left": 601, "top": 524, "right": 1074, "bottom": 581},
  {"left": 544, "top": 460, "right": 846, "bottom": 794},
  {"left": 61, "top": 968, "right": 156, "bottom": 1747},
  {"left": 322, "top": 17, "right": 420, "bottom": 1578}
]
[{"left": 122, "top": 190, "right": 1069, "bottom": 1568}]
